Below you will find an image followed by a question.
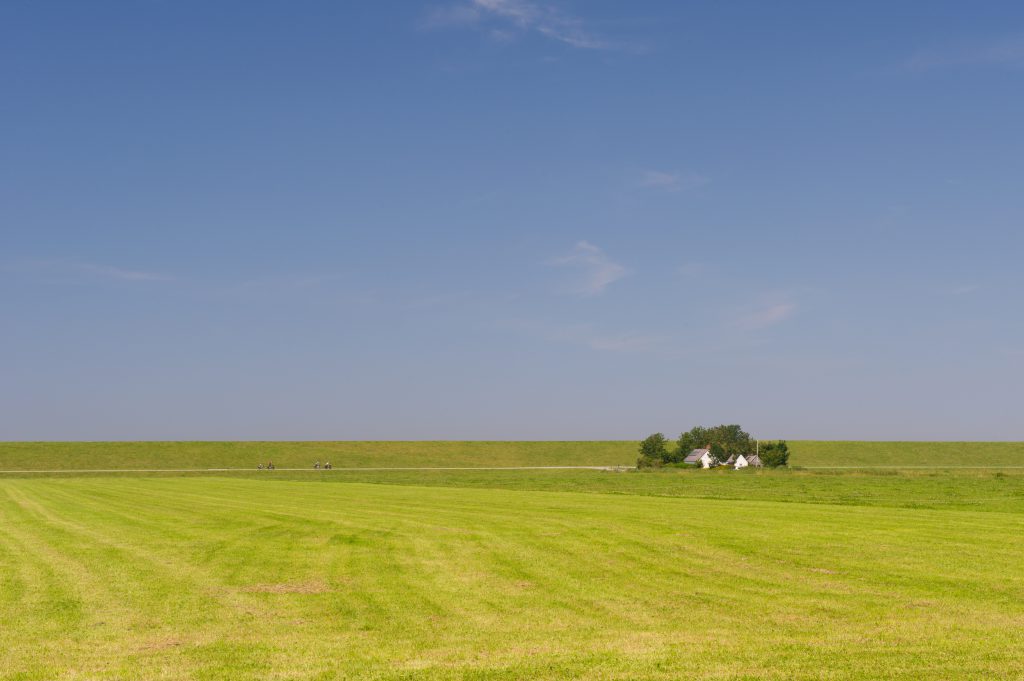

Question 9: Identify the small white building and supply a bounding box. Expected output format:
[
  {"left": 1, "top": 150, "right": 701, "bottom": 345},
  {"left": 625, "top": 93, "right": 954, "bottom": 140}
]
[
  {"left": 733, "top": 453, "right": 762, "bottom": 469},
  {"left": 684, "top": 448, "right": 717, "bottom": 468}
]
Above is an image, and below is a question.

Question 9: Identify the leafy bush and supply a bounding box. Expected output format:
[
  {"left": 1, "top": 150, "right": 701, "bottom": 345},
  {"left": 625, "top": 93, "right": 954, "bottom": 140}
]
[
  {"left": 759, "top": 441, "right": 790, "bottom": 468},
  {"left": 637, "top": 433, "right": 670, "bottom": 468}
]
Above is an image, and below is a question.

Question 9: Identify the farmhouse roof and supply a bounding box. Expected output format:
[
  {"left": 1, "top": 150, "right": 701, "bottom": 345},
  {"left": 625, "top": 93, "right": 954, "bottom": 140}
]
[{"left": 684, "top": 448, "right": 710, "bottom": 464}]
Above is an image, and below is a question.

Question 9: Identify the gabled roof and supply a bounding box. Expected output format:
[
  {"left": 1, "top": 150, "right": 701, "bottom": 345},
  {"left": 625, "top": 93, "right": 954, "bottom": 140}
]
[{"left": 684, "top": 448, "right": 711, "bottom": 464}]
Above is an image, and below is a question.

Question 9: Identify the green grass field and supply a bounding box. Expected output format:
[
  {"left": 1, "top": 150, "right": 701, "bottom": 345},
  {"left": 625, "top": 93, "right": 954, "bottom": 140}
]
[
  {"left": 266, "top": 467, "right": 1024, "bottom": 514},
  {"left": 2, "top": 476, "right": 1024, "bottom": 680},
  {"left": 3, "top": 439, "right": 1024, "bottom": 471},
  {"left": 3, "top": 442, "right": 1024, "bottom": 679}
]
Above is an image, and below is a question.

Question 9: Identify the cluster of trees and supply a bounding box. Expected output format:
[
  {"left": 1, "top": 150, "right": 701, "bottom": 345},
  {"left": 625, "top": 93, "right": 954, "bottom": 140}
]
[
  {"left": 637, "top": 424, "right": 789, "bottom": 468},
  {"left": 756, "top": 441, "right": 790, "bottom": 468}
]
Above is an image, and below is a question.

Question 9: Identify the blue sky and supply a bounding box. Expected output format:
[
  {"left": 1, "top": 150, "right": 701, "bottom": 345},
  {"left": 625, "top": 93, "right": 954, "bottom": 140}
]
[{"left": 2, "top": 1, "right": 1023, "bottom": 440}]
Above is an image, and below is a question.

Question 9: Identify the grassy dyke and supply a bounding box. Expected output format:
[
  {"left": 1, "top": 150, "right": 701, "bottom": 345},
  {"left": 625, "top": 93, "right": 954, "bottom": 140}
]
[
  {"left": 789, "top": 440, "right": 1024, "bottom": 467},
  {"left": 3, "top": 440, "right": 1024, "bottom": 471},
  {"left": 2, "top": 476, "right": 1023, "bottom": 680},
  {"left": 0, "top": 440, "right": 637, "bottom": 471}
]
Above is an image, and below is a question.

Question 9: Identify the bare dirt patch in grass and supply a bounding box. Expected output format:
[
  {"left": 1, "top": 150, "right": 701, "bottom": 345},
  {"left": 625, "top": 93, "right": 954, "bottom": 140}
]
[
  {"left": 241, "top": 581, "right": 330, "bottom": 594},
  {"left": 139, "top": 637, "right": 184, "bottom": 651}
]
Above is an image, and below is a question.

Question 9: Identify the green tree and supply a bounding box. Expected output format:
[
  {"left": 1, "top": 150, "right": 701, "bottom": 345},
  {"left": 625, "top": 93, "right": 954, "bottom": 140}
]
[
  {"left": 637, "top": 433, "right": 670, "bottom": 468},
  {"left": 759, "top": 440, "right": 790, "bottom": 468},
  {"left": 677, "top": 424, "right": 755, "bottom": 463},
  {"left": 676, "top": 426, "right": 712, "bottom": 459}
]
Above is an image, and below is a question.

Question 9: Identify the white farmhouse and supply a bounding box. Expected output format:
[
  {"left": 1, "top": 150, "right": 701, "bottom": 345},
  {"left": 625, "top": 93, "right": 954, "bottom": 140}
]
[
  {"left": 733, "top": 453, "right": 762, "bottom": 469},
  {"left": 683, "top": 447, "right": 716, "bottom": 468}
]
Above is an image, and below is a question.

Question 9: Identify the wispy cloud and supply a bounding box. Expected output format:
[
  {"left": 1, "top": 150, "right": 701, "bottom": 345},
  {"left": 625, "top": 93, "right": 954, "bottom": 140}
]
[
  {"left": 548, "top": 241, "right": 626, "bottom": 296},
  {"left": 2, "top": 258, "right": 171, "bottom": 282},
  {"left": 735, "top": 299, "right": 798, "bottom": 330},
  {"left": 638, "top": 169, "right": 709, "bottom": 193},
  {"left": 904, "top": 34, "right": 1024, "bottom": 71},
  {"left": 422, "top": 0, "right": 610, "bottom": 50}
]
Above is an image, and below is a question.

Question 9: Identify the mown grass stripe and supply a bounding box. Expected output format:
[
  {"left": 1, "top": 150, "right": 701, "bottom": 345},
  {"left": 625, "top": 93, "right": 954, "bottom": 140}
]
[{"left": 2, "top": 477, "right": 1023, "bottom": 679}]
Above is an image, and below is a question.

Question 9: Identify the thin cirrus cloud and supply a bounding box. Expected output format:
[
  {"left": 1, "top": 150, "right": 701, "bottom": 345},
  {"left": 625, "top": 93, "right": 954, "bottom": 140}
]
[
  {"left": 638, "top": 170, "right": 709, "bottom": 193},
  {"left": 904, "top": 34, "right": 1024, "bottom": 71},
  {"left": 548, "top": 241, "right": 626, "bottom": 296},
  {"left": 422, "top": 0, "right": 610, "bottom": 50}
]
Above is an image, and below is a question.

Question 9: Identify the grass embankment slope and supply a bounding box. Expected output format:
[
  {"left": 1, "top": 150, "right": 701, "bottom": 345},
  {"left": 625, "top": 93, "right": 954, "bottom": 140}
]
[
  {"left": 0, "top": 440, "right": 636, "bottom": 471},
  {"left": 3, "top": 440, "right": 1024, "bottom": 471},
  {"left": 789, "top": 440, "right": 1024, "bottom": 467},
  {"left": 2, "top": 476, "right": 1023, "bottom": 680}
]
